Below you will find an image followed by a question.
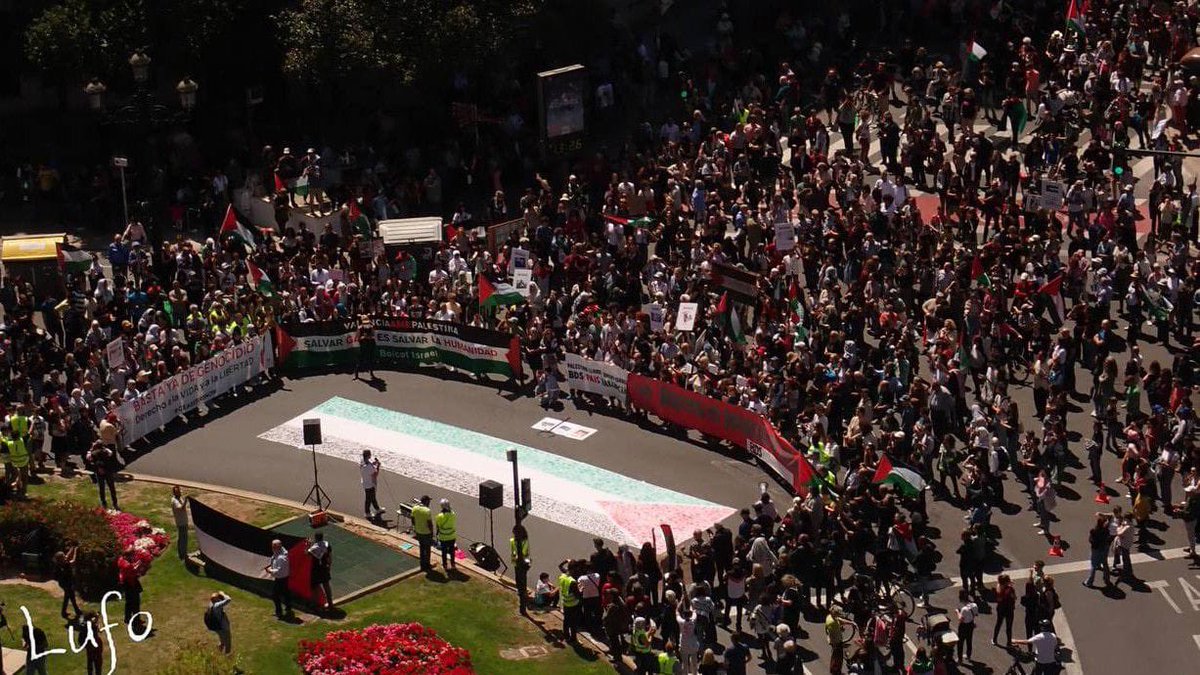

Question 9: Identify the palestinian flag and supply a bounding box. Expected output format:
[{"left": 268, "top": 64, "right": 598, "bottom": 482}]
[
  {"left": 247, "top": 260, "right": 274, "bottom": 297},
  {"left": 347, "top": 199, "right": 372, "bottom": 238},
  {"left": 872, "top": 455, "right": 928, "bottom": 497},
  {"left": 795, "top": 452, "right": 826, "bottom": 494},
  {"left": 968, "top": 41, "right": 987, "bottom": 62},
  {"left": 56, "top": 243, "right": 91, "bottom": 274},
  {"left": 1065, "top": 0, "right": 1086, "bottom": 34},
  {"left": 273, "top": 172, "right": 286, "bottom": 194},
  {"left": 220, "top": 204, "right": 258, "bottom": 249},
  {"left": 711, "top": 262, "right": 760, "bottom": 304},
  {"left": 294, "top": 173, "right": 309, "bottom": 198},
  {"left": 970, "top": 256, "right": 992, "bottom": 289},
  {"left": 274, "top": 322, "right": 358, "bottom": 369},
  {"left": 1039, "top": 274, "right": 1065, "bottom": 323},
  {"left": 788, "top": 281, "right": 809, "bottom": 340},
  {"left": 715, "top": 292, "right": 745, "bottom": 344},
  {"left": 603, "top": 214, "right": 629, "bottom": 226},
  {"left": 189, "top": 497, "right": 321, "bottom": 606},
  {"left": 479, "top": 274, "right": 524, "bottom": 309}
]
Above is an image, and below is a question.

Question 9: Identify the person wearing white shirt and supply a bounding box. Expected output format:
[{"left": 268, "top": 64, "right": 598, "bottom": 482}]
[
  {"left": 264, "top": 540, "right": 292, "bottom": 618},
  {"left": 360, "top": 450, "right": 383, "bottom": 519},
  {"left": 956, "top": 590, "right": 979, "bottom": 662},
  {"left": 1014, "top": 624, "right": 1060, "bottom": 672}
]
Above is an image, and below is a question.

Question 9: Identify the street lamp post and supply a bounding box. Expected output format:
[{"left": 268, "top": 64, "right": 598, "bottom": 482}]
[
  {"left": 82, "top": 50, "right": 198, "bottom": 245},
  {"left": 506, "top": 448, "right": 531, "bottom": 614}
]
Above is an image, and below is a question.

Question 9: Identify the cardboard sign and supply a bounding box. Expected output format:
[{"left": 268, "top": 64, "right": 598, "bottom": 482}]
[
  {"left": 675, "top": 302, "right": 699, "bottom": 331},
  {"left": 774, "top": 221, "right": 796, "bottom": 251},
  {"left": 509, "top": 246, "right": 529, "bottom": 274},
  {"left": 644, "top": 303, "right": 665, "bottom": 331},
  {"left": 1040, "top": 180, "right": 1064, "bottom": 211},
  {"left": 105, "top": 337, "right": 125, "bottom": 369},
  {"left": 531, "top": 416, "right": 598, "bottom": 441},
  {"left": 513, "top": 268, "right": 533, "bottom": 297}
]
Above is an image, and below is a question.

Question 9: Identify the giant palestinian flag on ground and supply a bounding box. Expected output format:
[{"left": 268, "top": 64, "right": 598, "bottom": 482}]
[
  {"left": 189, "top": 497, "right": 319, "bottom": 604},
  {"left": 275, "top": 317, "right": 522, "bottom": 378}
]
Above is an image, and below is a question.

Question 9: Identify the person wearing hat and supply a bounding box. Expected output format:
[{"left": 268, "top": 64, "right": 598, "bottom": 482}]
[{"left": 435, "top": 498, "right": 458, "bottom": 571}]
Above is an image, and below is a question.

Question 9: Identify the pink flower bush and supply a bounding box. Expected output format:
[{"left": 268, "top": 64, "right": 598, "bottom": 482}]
[
  {"left": 298, "top": 623, "right": 475, "bottom": 675},
  {"left": 103, "top": 510, "right": 169, "bottom": 568}
]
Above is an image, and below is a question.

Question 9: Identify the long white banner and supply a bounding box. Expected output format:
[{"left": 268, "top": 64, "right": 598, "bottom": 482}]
[
  {"left": 564, "top": 354, "right": 628, "bottom": 402},
  {"left": 118, "top": 334, "right": 275, "bottom": 443}
]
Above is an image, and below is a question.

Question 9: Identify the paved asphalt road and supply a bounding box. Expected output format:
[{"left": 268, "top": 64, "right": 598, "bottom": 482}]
[{"left": 124, "top": 337, "right": 1199, "bottom": 675}]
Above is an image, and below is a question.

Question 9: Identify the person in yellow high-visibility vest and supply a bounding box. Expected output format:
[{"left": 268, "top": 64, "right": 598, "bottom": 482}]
[
  {"left": 656, "top": 642, "right": 679, "bottom": 674},
  {"left": 557, "top": 559, "right": 582, "bottom": 642},
  {"left": 410, "top": 495, "right": 433, "bottom": 572},
  {"left": 510, "top": 525, "right": 530, "bottom": 613},
  {"left": 5, "top": 424, "right": 29, "bottom": 497},
  {"left": 434, "top": 499, "right": 457, "bottom": 571},
  {"left": 630, "top": 616, "right": 654, "bottom": 674}
]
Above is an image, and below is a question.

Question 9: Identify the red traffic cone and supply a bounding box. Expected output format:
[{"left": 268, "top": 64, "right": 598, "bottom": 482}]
[
  {"left": 1094, "top": 482, "right": 1110, "bottom": 505},
  {"left": 1048, "top": 535, "right": 1064, "bottom": 557}
]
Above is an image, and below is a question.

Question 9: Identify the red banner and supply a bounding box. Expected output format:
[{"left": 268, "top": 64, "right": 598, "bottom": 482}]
[{"left": 627, "top": 374, "right": 801, "bottom": 491}]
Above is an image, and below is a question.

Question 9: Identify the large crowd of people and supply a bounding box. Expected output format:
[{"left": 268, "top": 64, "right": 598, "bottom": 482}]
[{"left": 4, "top": 0, "right": 1200, "bottom": 673}]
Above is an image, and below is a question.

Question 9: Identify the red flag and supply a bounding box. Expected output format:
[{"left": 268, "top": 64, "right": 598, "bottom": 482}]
[
  {"left": 1038, "top": 274, "right": 1064, "bottom": 296},
  {"left": 273, "top": 172, "right": 286, "bottom": 194},
  {"left": 970, "top": 256, "right": 984, "bottom": 280},
  {"left": 445, "top": 224, "right": 459, "bottom": 242},
  {"left": 871, "top": 454, "right": 895, "bottom": 484},
  {"left": 603, "top": 214, "right": 629, "bottom": 226}
]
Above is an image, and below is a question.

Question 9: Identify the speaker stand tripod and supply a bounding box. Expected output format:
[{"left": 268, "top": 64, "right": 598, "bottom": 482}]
[{"left": 303, "top": 443, "right": 331, "bottom": 511}]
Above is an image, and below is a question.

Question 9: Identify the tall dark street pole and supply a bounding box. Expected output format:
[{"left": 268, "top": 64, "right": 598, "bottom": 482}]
[{"left": 506, "top": 448, "right": 528, "bottom": 614}]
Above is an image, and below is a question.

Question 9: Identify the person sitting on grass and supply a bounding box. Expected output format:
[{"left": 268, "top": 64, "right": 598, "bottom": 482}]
[{"left": 535, "top": 571, "right": 559, "bottom": 609}]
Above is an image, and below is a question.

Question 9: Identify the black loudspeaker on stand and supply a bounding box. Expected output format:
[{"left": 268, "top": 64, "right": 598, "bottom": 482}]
[
  {"left": 303, "top": 418, "right": 331, "bottom": 521},
  {"left": 478, "top": 479, "right": 503, "bottom": 554}
]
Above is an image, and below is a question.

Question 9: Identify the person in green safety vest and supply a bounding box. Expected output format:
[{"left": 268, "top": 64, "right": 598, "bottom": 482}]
[
  {"left": 4, "top": 424, "right": 28, "bottom": 497},
  {"left": 630, "top": 616, "right": 654, "bottom": 674},
  {"left": 434, "top": 498, "right": 457, "bottom": 571},
  {"left": 510, "top": 524, "right": 530, "bottom": 613},
  {"left": 8, "top": 403, "right": 31, "bottom": 449},
  {"left": 556, "top": 558, "right": 582, "bottom": 641},
  {"left": 410, "top": 495, "right": 433, "bottom": 572},
  {"left": 656, "top": 641, "right": 680, "bottom": 674}
]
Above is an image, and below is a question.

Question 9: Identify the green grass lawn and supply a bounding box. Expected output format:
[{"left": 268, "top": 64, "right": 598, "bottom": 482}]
[{"left": 0, "top": 476, "right": 612, "bottom": 674}]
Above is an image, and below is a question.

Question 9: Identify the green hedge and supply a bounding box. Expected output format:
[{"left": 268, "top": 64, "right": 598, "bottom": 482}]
[{"left": 0, "top": 499, "right": 120, "bottom": 598}]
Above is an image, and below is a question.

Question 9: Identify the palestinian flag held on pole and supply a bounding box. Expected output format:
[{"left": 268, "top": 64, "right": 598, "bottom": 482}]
[
  {"left": 479, "top": 274, "right": 524, "bottom": 309},
  {"left": 1038, "top": 274, "right": 1065, "bottom": 323},
  {"left": 970, "top": 256, "right": 992, "bottom": 289},
  {"left": 871, "top": 454, "right": 928, "bottom": 497},
  {"left": 246, "top": 260, "right": 274, "bottom": 297},
  {"left": 347, "top": 199, "right": 372, "bottom": 238},
  {"left": 294, "top": 173, "right": 309, "bottom": 199},
  {"left": 220, "top": 204, "right": 258, "bottom": 249},
  {"left": 56, "top": 243, "right": 91, "bottom": 274},
  {"left": 968, "top": 41, "right": 988, "bottom": 62},
  {"left": 711, "top": 262, "right": 760, "bottom": 304},
  {"left": 1066, "top": 0, "right": 1086, "bottom": 34},
  {"left": 715, "top": 292, "right": 746, "bottom": 344},
  {"left": 795, "top": 452, "right": 822, "bottom": 492}
]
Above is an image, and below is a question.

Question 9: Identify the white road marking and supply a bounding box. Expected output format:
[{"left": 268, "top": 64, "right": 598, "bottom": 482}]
[
  {"left": 1193, "top": 634, "right": 1200, "bottom": 654},
  {"left": 920, "top": 547, "right": 1195, "bottom": 591},
  {"left": 1148, "top": 579, "right": 1184, "bottom": 614},
  {"left": 1055, "top": 605, "right": 1084, "bottom": 675},
  {"left": 1178, "top": 576, "right": 1200, "bottom": 612}
]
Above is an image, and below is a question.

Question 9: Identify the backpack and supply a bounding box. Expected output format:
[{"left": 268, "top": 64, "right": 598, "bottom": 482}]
[{"left": 203, "top": 606, "right": 221, "bottom": 631}]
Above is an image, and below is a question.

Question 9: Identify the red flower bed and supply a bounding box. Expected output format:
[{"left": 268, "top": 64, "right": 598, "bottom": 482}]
[
  {"left": 104, "top": 510, "right": 169, "bottom": 569},
  {"left": 297, "top": 623, "right": 475, "bottom": 675}
]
